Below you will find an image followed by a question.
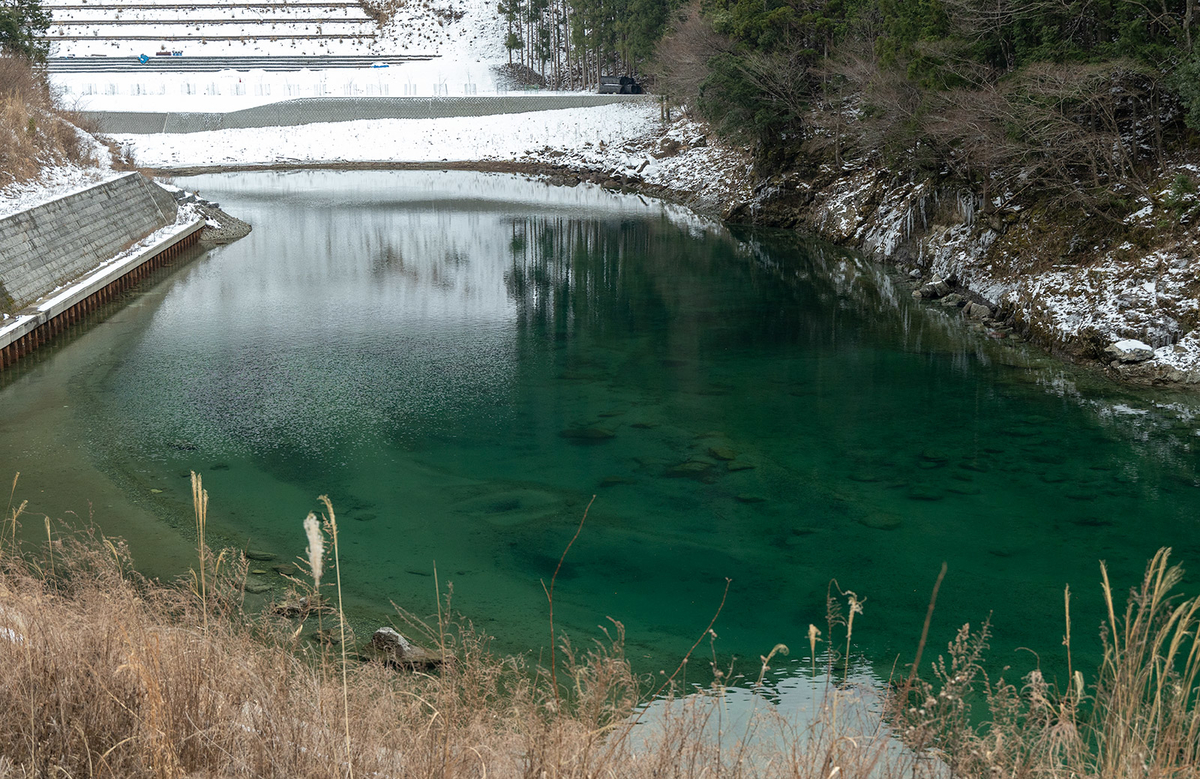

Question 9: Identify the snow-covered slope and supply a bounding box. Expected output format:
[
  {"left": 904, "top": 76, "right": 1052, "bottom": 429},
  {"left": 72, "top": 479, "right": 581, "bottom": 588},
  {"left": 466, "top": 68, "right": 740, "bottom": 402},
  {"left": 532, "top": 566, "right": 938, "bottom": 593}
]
[
  {"left": 47, "top": 0, "right": 522, "bottom": 109},
  {"left": 44, "top": 0, "right": 504, "bottom": 58}
]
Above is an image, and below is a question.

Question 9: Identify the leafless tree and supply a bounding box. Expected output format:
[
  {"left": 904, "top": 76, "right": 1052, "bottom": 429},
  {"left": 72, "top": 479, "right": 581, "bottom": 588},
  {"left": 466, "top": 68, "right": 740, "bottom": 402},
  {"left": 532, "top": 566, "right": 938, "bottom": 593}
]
[{"left": 652, "top": 3, "right": 732, "bottom": 105}]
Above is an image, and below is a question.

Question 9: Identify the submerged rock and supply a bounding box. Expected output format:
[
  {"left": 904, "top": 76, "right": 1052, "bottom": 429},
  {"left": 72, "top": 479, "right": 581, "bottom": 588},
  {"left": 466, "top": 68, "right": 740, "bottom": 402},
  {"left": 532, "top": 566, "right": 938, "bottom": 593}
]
[
  {"left": 726, "top": 461, "right": 757, "bottom": 472},
  {"left": 665, "top": 461, "right": 714, "bottom": 478},
  {"left": 707, "top": 445, "right": 737, "bottom": 461},
  {"left": 858, "top": 512, "right": 902, "bottom": 530},
  {"left": 559, "top": 427, "right": 616, "bottom": 443},
  {"left": 906, "top": 486, "right": 943, "bottom": 501}
]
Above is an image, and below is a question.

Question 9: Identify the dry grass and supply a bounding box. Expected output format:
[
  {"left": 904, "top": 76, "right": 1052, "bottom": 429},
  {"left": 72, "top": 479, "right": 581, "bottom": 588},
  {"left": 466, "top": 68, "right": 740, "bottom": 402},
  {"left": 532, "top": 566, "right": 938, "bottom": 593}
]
[
  {"left": 0, "top": 54, "right": 97, "bottom": 188},
  {"left": 0, "top": 485, "right": 920, "bottom": 779},
  {"left": 1, "top": 477, "right": 1195, "bottom": 777},
  {"left": 892, "top": 547, "right": 1200, "bottom": 778}
]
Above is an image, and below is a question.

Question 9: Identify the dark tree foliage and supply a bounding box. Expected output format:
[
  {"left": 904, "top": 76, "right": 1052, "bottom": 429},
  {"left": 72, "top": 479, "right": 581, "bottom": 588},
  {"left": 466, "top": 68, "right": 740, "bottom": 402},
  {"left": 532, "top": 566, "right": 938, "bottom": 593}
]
[
  {"left": 651, "top": 0, "right": 1200, "bottom": 211},
  {"left": 0, "top": 0, "right": 50, "bottom": 63}
]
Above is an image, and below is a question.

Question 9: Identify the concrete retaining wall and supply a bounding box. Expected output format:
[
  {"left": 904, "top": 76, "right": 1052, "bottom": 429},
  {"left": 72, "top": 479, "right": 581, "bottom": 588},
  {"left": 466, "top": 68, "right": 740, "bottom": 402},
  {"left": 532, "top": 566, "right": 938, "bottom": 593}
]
[
  {"left": 0, "top": 219, "right": 203, "bottom": 370},
  {"left": 0, "top": 172, "right": 177, "bottom": 312},
  {"left": 83, "top": 94, "right": 654, "bottom": 134}
]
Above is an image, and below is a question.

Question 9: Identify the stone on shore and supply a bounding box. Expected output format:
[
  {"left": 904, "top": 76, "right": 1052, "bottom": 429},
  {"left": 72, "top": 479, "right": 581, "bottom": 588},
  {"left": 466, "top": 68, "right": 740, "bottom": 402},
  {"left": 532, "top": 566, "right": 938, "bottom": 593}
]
[
  {"left": 1105, "top": 339, "right": 1154, "bottom": 363},
  {"left": 371, "top": 627, "right": 441, "bottom": 669}
]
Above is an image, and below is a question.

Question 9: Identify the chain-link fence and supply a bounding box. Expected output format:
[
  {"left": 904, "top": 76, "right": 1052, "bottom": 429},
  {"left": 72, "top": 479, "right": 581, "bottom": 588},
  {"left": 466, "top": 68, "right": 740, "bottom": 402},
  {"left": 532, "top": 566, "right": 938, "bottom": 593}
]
[{"left": 83, "top": 94, "right": 654, "bottom": 134}]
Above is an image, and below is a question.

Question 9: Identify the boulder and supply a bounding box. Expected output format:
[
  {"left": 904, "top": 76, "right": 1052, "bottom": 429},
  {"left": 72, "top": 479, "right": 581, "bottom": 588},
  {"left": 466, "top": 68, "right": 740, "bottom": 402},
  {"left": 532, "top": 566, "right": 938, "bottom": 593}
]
[
  {"left": 371, "top": 627, "right": 441, "bottom": 669},
  {"left": 939, "top": 293, "right": 964, "bottom": 307},
  {"left": 1105, "top": 339, "right": 1154, "bottom": 363},
  {"left": 963, "top": 302, "right": 993, "bottom": 320}
]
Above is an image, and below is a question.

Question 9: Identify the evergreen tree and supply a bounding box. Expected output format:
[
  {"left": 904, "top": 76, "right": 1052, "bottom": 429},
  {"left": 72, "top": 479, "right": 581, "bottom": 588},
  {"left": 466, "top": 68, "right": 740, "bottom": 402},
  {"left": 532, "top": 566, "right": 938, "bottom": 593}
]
[{"left": 0, "top": 0, "right": 51, "bottom": 62}]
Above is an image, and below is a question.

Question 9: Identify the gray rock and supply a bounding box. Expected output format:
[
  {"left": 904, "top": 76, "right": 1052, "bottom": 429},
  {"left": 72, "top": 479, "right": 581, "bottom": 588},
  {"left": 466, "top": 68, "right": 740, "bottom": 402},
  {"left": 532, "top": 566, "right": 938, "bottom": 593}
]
[
  {"left": 917, "top": 278, "right": 951, "bottom": 299},
  {"left": 939, "top": 293, "right": 964, "bottom": 307},
  {"left": 963, "top": 302, "right": 993, "bottom": 320},
  {"left": 371, "top": 627, "right": 441, "bottom": 668},
  {"left": 1105, "top": 339, "right": 1154, "bottom": 363},
  {"left": 372, "top": 627, "right": 415, "bottom": 656}
]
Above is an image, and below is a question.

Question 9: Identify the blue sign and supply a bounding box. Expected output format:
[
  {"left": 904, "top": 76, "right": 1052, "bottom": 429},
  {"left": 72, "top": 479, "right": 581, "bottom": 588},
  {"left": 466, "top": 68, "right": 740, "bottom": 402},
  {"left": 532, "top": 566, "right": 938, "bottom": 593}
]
[{"left": 138, "top": 54, "right": 149, "bottom": 64}]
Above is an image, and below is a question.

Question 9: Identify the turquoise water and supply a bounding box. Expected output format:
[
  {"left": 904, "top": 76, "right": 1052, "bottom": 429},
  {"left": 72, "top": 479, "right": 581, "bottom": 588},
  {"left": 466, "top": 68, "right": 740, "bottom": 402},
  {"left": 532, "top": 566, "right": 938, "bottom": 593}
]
[{"left": 2, "top": 169, "right": 1199, "bottom": 687}]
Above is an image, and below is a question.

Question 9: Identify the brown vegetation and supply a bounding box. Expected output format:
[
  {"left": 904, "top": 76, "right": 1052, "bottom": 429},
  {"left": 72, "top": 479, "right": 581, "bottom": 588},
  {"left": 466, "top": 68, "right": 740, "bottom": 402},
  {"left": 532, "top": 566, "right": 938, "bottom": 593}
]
[
  {"left": 0, "top": 482, "right": 915, "bottom": 778},
  {"left": 0, "top": 476, "right": 1198, "bottom": 777},
  {"left": 0, "top": 54, "right": 97, "bottom": 189}
]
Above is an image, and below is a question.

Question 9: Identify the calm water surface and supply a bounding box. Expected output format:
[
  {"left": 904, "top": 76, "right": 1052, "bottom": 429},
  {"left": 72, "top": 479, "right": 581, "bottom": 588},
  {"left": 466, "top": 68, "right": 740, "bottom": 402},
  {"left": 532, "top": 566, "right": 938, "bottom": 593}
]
[{"left": 3, "top": 169, "right": 1199, "bottom": 687}]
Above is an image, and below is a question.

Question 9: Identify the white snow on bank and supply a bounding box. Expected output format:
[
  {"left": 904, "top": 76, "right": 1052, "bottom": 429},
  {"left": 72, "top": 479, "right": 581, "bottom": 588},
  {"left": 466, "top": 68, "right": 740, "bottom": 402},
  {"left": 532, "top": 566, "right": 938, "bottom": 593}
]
[
  {"left": 0, "top": 164, "right": 122, "bottom": 220},
  {"left": 110, "top": 103, "right": 754, "bottom": 215},
  {"left": 112, "top": 102, "right": 661, "bottom": 167},
  {"left": 528, "top": 114, "right": 755, "bottom": 207}
]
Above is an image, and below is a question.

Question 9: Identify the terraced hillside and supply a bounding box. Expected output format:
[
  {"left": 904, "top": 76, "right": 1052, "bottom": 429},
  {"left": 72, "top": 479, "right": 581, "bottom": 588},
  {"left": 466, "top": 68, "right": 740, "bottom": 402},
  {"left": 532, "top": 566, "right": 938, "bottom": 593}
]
[{"left": 43, "top": 0, "right": 379, "bottom": 56}]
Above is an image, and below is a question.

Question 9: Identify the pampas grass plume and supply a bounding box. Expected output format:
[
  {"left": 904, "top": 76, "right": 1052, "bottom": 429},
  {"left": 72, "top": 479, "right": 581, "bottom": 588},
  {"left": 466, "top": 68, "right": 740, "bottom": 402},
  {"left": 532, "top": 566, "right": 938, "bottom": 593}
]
[{"left": 304, "top": 512, "right": 324, "bottom": 590}]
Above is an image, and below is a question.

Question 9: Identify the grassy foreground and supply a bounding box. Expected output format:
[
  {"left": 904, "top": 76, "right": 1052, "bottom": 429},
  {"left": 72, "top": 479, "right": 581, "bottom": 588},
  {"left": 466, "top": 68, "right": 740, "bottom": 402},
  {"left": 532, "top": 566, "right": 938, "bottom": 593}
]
[{"left": 0, "top": 478, "right": 1198, "bottom": 777}]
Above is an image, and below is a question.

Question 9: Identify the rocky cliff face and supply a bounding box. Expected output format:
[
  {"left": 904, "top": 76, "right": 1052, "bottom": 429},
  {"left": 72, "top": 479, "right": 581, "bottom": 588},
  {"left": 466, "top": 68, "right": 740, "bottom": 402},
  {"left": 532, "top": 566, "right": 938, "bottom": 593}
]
[{"left": 726, "top": 163, "right": 1200, "bottom": 389}]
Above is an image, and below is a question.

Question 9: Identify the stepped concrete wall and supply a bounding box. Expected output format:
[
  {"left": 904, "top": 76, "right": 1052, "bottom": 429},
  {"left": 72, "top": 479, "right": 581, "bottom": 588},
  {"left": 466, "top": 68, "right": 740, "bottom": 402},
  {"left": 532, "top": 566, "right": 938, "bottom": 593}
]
[
  {"left": 0, "top": 173, "right": 177, "bottom": 312},
  {"left": 82, "top": 94, "right": 654, "bottom": 134}
]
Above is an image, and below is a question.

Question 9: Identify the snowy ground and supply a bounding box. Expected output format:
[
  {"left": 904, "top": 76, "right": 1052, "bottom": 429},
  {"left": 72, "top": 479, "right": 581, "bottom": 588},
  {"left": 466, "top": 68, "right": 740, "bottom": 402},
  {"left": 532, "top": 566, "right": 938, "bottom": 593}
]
[
  {"left": 0, "top": 128, "right": 120, "bottom": 219},
  {"left": 111, "top": 102, "right": 660, "bottom": 165},
  {"left": 0, "top": 165, "right": 124, "bottom": 220},
  {"left": 108, "top": 103, "right": 754, "bottom": 210}
]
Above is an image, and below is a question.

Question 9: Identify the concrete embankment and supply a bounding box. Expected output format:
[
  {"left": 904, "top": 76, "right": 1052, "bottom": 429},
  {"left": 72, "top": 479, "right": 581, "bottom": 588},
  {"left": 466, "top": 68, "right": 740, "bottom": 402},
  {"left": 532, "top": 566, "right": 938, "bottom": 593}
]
[
  {"left": 82, "top": 94, "right": 652, "bottom": 134},
  {"left": 0, "top": 172, "right": 205, "bottom": 370}
]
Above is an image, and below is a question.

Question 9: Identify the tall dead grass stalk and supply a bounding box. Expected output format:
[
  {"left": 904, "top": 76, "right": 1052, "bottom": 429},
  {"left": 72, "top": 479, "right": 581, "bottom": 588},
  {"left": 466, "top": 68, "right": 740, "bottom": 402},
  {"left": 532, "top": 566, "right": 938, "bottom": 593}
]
[
  {"left": 318, "top": 494, "right": 354, "bottom": 779},
  {"left": 191, "top": 471, "right": 209, "bottom": 634}
]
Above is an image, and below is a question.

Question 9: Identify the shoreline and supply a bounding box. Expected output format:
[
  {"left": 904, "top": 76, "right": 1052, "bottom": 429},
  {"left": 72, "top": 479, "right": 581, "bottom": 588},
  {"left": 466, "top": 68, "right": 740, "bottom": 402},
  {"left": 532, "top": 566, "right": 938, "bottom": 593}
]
[{"left": 147, "top": 156, "right": 1200, "bottom": 392}]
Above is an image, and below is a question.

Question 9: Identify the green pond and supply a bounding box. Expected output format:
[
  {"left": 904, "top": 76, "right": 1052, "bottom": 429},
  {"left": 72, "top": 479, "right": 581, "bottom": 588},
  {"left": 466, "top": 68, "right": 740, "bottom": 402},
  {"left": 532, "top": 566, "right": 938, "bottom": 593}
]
[{"left": 2, "top": 169, "right": 1199, "bottom": 689}]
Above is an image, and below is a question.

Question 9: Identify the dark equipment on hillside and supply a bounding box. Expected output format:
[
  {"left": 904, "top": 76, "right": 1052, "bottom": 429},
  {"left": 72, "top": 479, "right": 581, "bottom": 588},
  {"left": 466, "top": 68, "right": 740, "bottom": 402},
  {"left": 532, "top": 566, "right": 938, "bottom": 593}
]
[{"left": 598, "top": 76, "right": 642, "bottom": 94}]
